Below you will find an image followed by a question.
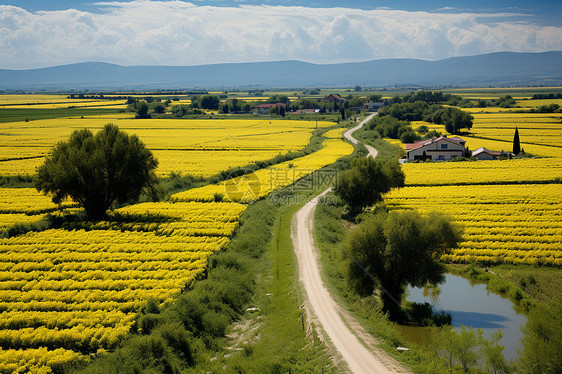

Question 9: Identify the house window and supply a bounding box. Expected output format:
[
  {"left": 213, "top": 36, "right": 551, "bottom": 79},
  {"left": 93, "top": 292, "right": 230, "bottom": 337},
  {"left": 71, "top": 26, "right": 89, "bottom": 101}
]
[
  {"left": 438, "top": 155, "right": 445, "bottom": 160},
  {"left": 441, "top": 143, "right": 448, "bottom": 149}
]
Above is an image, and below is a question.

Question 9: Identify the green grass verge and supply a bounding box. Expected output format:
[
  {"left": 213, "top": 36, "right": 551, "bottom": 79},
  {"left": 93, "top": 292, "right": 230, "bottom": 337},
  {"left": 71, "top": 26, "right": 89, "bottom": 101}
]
[{"left": 0, "top": 107, "right": 123, "bottom": 123}]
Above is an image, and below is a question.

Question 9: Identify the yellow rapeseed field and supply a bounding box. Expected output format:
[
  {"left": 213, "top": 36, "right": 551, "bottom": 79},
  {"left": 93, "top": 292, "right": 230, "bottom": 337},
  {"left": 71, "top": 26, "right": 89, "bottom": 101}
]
[
  {"left": 0, "top": 118, "right": 334, "bottom": 177},
  {"left": 384, "top": 184, "right": 562, "bottom": 266},
  {"left": 0, "top": 193, "right": 246, "bottom": 369},
  {"left": 171, "top": 128, "right": 353, "bottom": 203},
  {"left": 0, "top": 119, "right": 353, "bottom": 371},
  {"left": 395, "top": 100, "right": 562, "bottom": 266}
]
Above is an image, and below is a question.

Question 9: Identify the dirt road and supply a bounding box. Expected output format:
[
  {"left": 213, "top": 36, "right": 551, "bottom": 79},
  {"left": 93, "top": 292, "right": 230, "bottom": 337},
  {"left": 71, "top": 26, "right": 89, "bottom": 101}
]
[{"left": 291, "top": 114, "right": 407, "bottom": 374}]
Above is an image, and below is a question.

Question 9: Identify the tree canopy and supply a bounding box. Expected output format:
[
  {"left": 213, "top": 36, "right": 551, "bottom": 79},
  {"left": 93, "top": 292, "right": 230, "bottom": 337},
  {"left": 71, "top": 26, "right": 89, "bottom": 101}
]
[
  {"left": 336, "top": 157, "right": 405, "bottom": 217},
  {"left": 344, "top": 210, "right": 462, "bottom": 320},
  {"left": 379, "top": 101, "right": 473, "bottom": 134},
  {"left": 35, "top": 124, "right": 159, "bottom": 219}
]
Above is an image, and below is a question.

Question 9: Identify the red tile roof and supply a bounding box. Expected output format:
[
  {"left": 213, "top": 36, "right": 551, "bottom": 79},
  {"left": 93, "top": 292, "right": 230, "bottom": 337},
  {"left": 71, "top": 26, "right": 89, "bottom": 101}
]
[{"left": 405, "top": 136, "right": 466, "bottom": 151}]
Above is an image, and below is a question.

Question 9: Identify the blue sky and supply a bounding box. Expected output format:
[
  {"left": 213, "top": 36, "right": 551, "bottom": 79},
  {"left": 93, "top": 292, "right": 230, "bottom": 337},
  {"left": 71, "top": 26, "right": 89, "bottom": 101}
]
[{"left": 1, "top": 0, "right": 561, "bottom": 69}]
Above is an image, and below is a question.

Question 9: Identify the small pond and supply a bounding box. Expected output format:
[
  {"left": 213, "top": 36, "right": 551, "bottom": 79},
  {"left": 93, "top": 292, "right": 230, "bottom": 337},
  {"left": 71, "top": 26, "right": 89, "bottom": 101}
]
[{"left": 404, "top": 273, "right": 527, "bottom": 362}]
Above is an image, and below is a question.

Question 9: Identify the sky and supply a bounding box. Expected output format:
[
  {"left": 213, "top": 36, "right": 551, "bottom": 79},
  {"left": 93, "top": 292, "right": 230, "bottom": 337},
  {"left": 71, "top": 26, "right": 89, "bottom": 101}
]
[{"left": 1, "top": 0, "right": 562, "bottom": 69}]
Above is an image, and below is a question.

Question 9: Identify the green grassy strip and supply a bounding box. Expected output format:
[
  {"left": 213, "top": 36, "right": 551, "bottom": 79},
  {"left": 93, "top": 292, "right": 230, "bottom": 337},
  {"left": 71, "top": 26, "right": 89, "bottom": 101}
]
[{"left": 0, "top": 107, "right": 123, "bottom": 123}]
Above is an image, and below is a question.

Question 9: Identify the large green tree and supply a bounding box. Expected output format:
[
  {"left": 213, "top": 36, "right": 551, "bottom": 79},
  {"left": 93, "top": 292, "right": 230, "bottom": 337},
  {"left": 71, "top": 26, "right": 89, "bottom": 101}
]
[
  {"left": 199, "top": 95, "right": 220, "bottom": 110},
  {"left": 344, "top": 210, "right": 462, "bottom": 320},
  {"left": 336, "top": 157, "right": 404, "bottom": 217},
  {"left": 36, "top": 124, "right": 159, "bottom": 219}
]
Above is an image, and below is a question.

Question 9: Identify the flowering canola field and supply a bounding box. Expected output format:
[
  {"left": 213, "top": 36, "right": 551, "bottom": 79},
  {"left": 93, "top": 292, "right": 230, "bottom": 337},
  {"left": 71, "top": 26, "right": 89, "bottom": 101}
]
[
  {"left": 385, "top": 184, "right": 562, "bottom": 266},
  {"left": 0, "top": 189, "right": 246, "bottom": 371},
  {"left": 390, "top": 106, "right": 562, "bottom": 266},
  {"left": 0, "top": 118, "right": 333, "bottom": 177},
  {"left": 0, "top": 120, "right": 352, "bottom": 371},
  {"left": 171, "top": 128, "right": 353, "bottom": 203}
]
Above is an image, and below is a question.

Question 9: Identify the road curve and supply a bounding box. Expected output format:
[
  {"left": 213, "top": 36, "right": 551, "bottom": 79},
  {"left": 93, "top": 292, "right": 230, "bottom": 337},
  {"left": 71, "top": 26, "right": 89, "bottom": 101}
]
[{"left": 292, "top": 113, "right": 402, "bottom": 374}]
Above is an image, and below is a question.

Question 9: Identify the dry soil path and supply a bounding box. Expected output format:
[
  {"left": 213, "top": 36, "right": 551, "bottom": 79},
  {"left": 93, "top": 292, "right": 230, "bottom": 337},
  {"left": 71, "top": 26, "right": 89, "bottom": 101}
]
[{"left": 291, "top": 113, "right": 408, "bottom": 374}]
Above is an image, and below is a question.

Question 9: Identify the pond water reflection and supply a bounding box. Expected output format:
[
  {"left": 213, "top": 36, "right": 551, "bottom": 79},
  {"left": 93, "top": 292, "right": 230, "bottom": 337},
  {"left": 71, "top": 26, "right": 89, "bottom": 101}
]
[{"left": 405, "top": 273, "right": 527, "bottom": 362}]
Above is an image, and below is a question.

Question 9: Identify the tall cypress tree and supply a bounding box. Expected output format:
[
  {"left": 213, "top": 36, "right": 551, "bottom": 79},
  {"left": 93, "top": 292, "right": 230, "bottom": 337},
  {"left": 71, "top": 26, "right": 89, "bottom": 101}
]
[{"left": 513, "top": 127, "right": 521, "bottom": 155}]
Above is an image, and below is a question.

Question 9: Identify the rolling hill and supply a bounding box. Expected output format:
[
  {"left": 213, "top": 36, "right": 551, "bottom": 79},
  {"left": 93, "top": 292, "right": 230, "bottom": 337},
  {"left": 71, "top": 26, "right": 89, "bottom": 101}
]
[{"left": 1, "top": 51, "right": 561, "bottom": 90}]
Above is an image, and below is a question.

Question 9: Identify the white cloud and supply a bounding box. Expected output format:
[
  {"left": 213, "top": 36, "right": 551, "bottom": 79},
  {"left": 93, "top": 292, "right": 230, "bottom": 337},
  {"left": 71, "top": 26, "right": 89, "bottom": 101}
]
[{"left": 0, "top": 1, "right": 561, "bottom": 69}]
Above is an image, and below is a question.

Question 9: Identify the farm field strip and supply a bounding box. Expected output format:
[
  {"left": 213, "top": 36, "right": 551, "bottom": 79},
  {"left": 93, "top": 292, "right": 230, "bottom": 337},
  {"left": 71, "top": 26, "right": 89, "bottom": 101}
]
[
  {"left": 402, "top": 158, "right": 562, "bottom": 186},
  {"left": 0, "top": 188, "right": 78, "bottom": 214},
  {"left": 0, "top": 118, "right": 333, "bottom": 177},
  {"left": 384, "top": 184, "right": 562, "bottom": 266},
  {"left": 0, "top": 122, "right": 354, "bottom": 370},
  {"left": 1, "top": 101, "right": 127, "bottom": 109},
  {"left": 388, "top": 102, "right": 562, "bottom": 269},
  {"left": 171, "top": 128, "right": 353, "bottom": 203},
  {"left": 0, "top": 199, "right": 246, "bottom": 366}
]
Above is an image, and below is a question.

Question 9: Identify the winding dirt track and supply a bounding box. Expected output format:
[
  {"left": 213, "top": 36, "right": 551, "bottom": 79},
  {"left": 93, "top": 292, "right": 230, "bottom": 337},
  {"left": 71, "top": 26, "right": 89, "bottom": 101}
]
[{"left": 291, "top": 114, "right": 406, "bottom": 373}]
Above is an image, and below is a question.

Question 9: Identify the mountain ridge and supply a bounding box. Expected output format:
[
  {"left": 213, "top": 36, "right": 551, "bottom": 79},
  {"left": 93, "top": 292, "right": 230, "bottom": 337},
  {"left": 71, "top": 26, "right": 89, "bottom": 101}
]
[{"left": 1, "top": 51, "right": 561, "bottom": 90}]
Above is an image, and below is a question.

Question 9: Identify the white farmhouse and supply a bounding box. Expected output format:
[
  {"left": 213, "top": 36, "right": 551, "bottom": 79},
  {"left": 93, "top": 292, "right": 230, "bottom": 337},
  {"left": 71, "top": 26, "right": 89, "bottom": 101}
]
[{"left": 406, "top": 136, "right": 466, "bottom": 161}]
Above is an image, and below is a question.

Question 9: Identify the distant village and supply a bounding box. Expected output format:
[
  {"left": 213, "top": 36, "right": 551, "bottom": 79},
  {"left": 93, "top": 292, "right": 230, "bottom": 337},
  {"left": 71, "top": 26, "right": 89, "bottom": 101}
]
[{"left": 257, "top": 93, "right": 510, "bottom": 163}]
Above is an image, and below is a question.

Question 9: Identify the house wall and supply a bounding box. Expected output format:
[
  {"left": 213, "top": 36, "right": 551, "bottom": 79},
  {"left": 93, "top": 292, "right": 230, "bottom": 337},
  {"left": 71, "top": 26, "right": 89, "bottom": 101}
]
[
  {"left": 473, "top": 152, "right": 496, "bottom": 161},
  {"left": 407, "top": 139, "right": 464, "bottom": 161}
]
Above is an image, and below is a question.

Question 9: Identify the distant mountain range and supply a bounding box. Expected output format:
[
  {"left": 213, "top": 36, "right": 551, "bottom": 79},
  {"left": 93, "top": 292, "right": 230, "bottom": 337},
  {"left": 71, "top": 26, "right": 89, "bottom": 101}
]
[{"left": 1, "top": 51, "right": 561, "bottom": 90}]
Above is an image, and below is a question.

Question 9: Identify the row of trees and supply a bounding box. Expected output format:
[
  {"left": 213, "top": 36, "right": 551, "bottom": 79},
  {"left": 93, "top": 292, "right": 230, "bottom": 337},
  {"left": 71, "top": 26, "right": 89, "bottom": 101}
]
[
  {"left": 364, "top": 115, "right": 440, "bottom": 143},
  {"left": 128, "top": 92, "right": 389, "bottom": 118},
  {"left": 379, "top": 101, "right": 473, "bottom": 134}
]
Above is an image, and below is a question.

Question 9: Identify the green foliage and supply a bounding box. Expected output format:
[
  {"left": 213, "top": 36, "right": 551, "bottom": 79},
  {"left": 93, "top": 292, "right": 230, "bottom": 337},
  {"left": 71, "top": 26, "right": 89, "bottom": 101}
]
[
  {"left": 335, "top": 157, "right": 405, "bottom": 217},
  {"left": 265, "top": 94, "right": 290, "bottom": 104},
  {"left": 35, "top": 124, "right": 159, "bottom": 219},
  {"left": 400, "top": 129, "right": 421, "bottom": 143},
  {"left": 170, "top": 104, "right": 203, "bottom": 117},
  {"left": 153, "top": 104, "right": 166, "bottom": 114},
  {"left": 496, "top": 95, "right": 517, "bottom": 108},
  {"left": 0, "top": 175, "right": 34, "bottom": 188},
  {"left": 519, "top": 299, "right": 562, "bottom": 374},
  {"left": 135, "top": 101, "right": 151, "bottom": 119},
  {"left": 416, "top": 124, "right": 429, "bottom": 135},
  {"left": 430, "top": 106, "right": 473, "bottom": 134},
  {"left": 344, "top": 210, "right": 462, "bottom": 320},
  {"left": 379, "top": 101, "right": 473, "bottom": 134},
  {"left": 199, "top": 95, "right": 220, "bottom": 110},
  {"left": 513, "top": 127, "right": 521, "bottom": 155},
  {"left": 401, "top": 90, "right": 458, "bottom": 104},
  {"left": 435, "top": 325, "right": 513, "bottom": 374},
  {"left": 436, "top": 325, "right": 481, "bottom": 371},
  {"left": 483, "top": 330, "right": 513, "bottom": 374},
  {"left": 365, "top": 115, "right": 413, "bottom": 140},
  {"left": 529, "top": 103, "right": 561, "bottom": 113}
]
